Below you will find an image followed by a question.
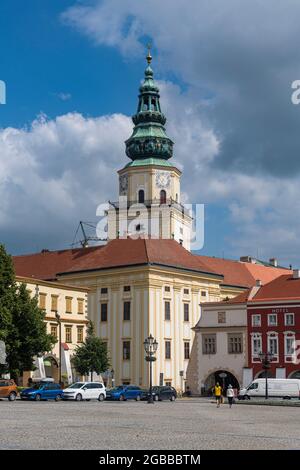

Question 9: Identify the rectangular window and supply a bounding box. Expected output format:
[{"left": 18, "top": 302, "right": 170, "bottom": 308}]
[
  {"left": 123, "top": 301, "right": 131, "bottom": 321},
  {"left": 50, "top": 324, "right": 57, "bottom": 339},
  {"left": 77, "top": 326, "right": 84, "bottom": 343},
  {"left": 165, "top": 381, "right": 172, "bottom": 387},
  {"left": 77, "top": 298, "right": 84, "bottom": 315},
  {"left": 285, "top": 313, "right": 294, "bottom": 326},
  {"left": 268, "top": 335, "right": 278, "bottom": 356},
  {"left": 201, "top": 291, "right": 207, "bottom": 297},
  {"left": 65, "top": 326, "right": 72, "bottom": 343},
  {"left": 268, "top": 314, "right": 277, "bottom": 326},
  {"left": 252, "top": 334, "right": 262, "bottom": 356},
  {"left": 123, "top": 341, "right": 130, "bottom": 360},
  {"left": 51, "top": 295, "right": 58, "bottom": 312},
  {"left": 184, "top": 303, "right": 189, "bottom": 322},
  {"left": 285, "top": 336, "right": 295, "bottom": 356},
  {"left": 218, "top": 312, "right": 226, "bottom": 324},
  {"left": 101, "top": 303, "right": 108, "bottom": 322},
  {"left": 164, "top": 286, "right": 171, "bottom": 292},
  {"left": 184, "top": 341, "right": 190, "bottom": 360},
  {"left": 228, "top": 334, "right": 243, "bottom": 354},
  {"left": 202, "top": 334, "right": 216, "bottom": 354},
  {"left": 65, "top": 297, "right": 72, "bottom": 314},
  {"left": 165, "top": 301, "right": 171, "bottom": 321},
  {"left": 252, "top": 314, "right": 261, "bottom": 327},
  {"left": 124, "top": 286, "right": 131, "bottom": 292},
  {"left": 165, "top": 341, "right": 171, "bottom": 359},
  {"left": 39, "top": 293, "right": 47, "bottom": 310},
  {"left": 184, "top": 288, "right": 189, "bottom": 295},
  {"left": 101, "top": 287, "right": 108, "bottom": 294}
]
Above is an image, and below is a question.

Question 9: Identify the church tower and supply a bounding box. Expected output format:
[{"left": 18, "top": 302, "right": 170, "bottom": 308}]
[{"left": 108, "top": 48, "right": 192, "bottom": 250}]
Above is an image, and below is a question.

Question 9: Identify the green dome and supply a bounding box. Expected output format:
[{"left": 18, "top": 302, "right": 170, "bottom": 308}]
[{"left": 125, "top": 52, "right": 173, "bottom": 161}]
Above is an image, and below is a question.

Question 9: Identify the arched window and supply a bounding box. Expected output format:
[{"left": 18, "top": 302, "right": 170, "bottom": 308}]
[
  {"left": 138, "top": 189, "right": 145, "bottom": 203},
  {"left": 160, "top": 190, "right": 167, "bottom": 204}
]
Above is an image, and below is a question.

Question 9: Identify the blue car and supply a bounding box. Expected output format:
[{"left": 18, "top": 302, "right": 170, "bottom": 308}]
[
  {"left": 20, "top": 382, "right": 63, "bottom": 401},
  {"left": 106, "top": 385, "right": 143, "bottom": 401}
]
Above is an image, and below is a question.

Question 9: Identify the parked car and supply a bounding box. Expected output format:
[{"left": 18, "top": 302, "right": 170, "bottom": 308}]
[
  {"left": 238, "top": 378, "right": 300, "bottom": 400},
  {"left": 62, "top": 382, "right": 106, "bottom": 401},
  {"left": 143, "top": 386, "right": 177, "bottom": 402},
  {"left": 106, "top": 385, "right": 143, "bottom": 401},
  {"left": 20, "top": 382, "right": 62, "bottom": 401},
  {"left": 0, "top": 379, "right": 18, "bottom": 401}
]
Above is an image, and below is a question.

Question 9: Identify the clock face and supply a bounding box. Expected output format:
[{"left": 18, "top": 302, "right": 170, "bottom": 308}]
[
  {"left": 119, "top": 175, "right": 128, "bottom": 194},
  {"left": 155, "top": 171, "right": 171, "bottom": 189}
]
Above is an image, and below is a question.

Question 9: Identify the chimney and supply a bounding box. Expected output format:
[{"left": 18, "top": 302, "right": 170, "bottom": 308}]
[
  {"left": 269, "top": 258, "right": 278, "bottom": 267},
  {"left": 293, "top": 269, "right": 300, "bottom": 279},
  {"left": 256, "top": 279, "right": 262, "bottom": 287}
]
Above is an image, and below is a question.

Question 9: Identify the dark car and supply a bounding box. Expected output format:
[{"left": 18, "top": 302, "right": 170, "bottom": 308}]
[
  {"left": 20, "top": 382, "right": 63, "bottom": 401},
  {"left": 144, "top": 386, "right": 177, "bottom": 402},
  {"left": 106, "top": 385, "right": 143, "bottom": 401}
]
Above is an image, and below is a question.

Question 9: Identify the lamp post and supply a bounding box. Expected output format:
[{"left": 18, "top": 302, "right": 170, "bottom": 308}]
[
  {"left": 258, "top": 352, "right": 274, "bottom": 400},
  {"left": 111, "top": 368, "right": 115, "bottom": 388},
  {"left": 143, "top": 334, "right": 158, "bottom": 404},
  {"left": 55, "top": 312, "right": 62, "bottom": 386}
]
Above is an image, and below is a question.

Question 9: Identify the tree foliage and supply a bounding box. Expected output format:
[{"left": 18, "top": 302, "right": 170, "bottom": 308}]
[
  {"left": 0, "top": 244, "right": 55, "bottom": 379},
  {"left": 72, "top": 322, "right": 110, "bottom": 380}
]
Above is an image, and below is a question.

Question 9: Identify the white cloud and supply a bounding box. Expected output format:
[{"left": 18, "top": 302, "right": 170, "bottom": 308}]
[{"left": 0, "top": 112, "right": 131, "bottom": 252}]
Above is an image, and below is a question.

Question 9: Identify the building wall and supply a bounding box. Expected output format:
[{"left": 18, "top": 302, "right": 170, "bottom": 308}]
[
  {"left": 108, "top": 165, "right": 192, "bottom": 250},
  {"left": 58, "top": 266, "right": 243, "bottom": 391},
  {"left": 187, "top": 304, "right": 248, "bottom": 395},
  {"left": 247, "top": 302, "right": 300, "bottom": 378},
  {"left": 18, "top": 277, "right": 89, "bottom": 384}
]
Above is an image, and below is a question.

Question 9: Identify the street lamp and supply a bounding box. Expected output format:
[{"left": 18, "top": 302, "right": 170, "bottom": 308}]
[
  {"left": 143, "top": 334, "right": 158, "bottom": 404},
  {"left": 111, "top": 368, "right": 115, "bottom": 388},
  {"left": 55, "top": 312, "right": 62, "bottom": 385},
  {"left": 258, "top": 351, "right": 274, "bottom": 400}
]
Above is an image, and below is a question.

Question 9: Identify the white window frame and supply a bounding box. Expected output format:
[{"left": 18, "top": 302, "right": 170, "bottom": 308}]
[
  {"left": 268, "top": 314, "right": 277, "bottom": 327},
  {"left": 284, "top": 332, "right": 295, "bottom": 359},
  {"left": 252, "top": 314, "right": 261, "bottom": 327},
  {"left": 284, "top": 313, "right": 295, "bottom": 326},
  {"left": 251, "top": 332, "right": 262, "bottom": 361},
  {"left": 267, "top": 332, "right": 279, "bottom": 362}
]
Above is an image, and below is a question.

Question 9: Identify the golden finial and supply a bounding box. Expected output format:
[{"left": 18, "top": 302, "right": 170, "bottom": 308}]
[{"left": 146, "top": 43, "right": 152, "bottom": 64}]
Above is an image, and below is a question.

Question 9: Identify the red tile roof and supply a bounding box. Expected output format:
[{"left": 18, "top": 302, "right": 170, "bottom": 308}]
[
  {"left": 13, "top": 238, "right": 289, "bottom": 289},
  {"left": 195, "top": 255, "right": 289, "bottom": 288},
  {"left": 218, "top": 273, "right": 300, "bottom": 305},
  {"left": 248, "top": 274, "right": 300, "bottom": 302},
  {"left": 13, "top": 239, "right": 217, "bottom": 281}
]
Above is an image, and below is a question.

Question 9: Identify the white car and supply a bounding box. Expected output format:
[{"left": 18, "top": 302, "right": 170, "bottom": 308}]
[{"left": 62, "top": 382, "right": 106, "bottom": 401}]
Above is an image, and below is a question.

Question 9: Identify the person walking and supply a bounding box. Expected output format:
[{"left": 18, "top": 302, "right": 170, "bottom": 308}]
[
  {"left": 214, "top": 382, "right": 222, "bottom": 408},
  {"left": 226, "top": 384, "right": 235, "bottom": 408}
]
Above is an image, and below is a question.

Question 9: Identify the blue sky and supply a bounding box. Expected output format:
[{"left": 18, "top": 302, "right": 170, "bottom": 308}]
[{"left": 1, "top": 0, "right": 300, "bottom": 267}]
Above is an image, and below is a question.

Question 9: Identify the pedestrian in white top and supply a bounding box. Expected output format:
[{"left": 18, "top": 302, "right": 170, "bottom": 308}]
[{"left": 226, "top": 384, "right": 234, "bottom": 408}]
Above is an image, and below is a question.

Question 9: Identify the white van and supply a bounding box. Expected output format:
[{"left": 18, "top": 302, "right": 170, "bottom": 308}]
[{"left": 239, "top": 378, "right": 300, "bottom": 400}]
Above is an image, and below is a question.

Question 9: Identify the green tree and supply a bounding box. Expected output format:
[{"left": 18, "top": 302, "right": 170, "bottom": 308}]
[
  {"left": 0, "top": 244, "right": 55, "bottom": 380},
  {"left": 72, "top": 322, "right": 110, "bottom": 381},
  {"left": 0, "top": 244, "right": 15, "bottom": 344}
]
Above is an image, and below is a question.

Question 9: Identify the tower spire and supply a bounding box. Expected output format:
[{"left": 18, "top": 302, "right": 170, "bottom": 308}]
[
  {"left": 125, "top": 47, "right": 173, "bottom": 163},
  {"left": 146, "top": 43, "right": 152, "bottom": 64}
]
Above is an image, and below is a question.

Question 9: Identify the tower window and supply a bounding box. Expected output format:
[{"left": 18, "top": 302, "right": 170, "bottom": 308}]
[
  {"left": 160, "top": 190, "right": 167, "bottom": 204},
  {"left": 138, "top": 189, "right": 145, "bottom": 203}
]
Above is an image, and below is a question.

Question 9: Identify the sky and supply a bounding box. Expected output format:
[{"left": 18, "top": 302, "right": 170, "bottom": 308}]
[{"left": 1, "top": 0, "right": 300, "bottom": 267}]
